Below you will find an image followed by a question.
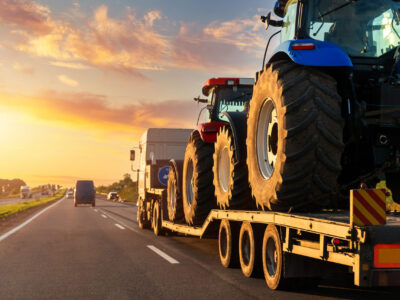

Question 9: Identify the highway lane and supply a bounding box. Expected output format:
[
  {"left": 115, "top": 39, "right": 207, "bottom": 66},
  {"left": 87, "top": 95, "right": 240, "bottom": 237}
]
[{"left": 0, "top": 196, "right": 398, "bottom": 299}]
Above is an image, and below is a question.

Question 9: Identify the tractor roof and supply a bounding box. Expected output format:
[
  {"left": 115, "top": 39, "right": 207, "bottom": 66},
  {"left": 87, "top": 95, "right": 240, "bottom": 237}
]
[{"left": 202, "top": 77, "right": 254, "bottom": 96}]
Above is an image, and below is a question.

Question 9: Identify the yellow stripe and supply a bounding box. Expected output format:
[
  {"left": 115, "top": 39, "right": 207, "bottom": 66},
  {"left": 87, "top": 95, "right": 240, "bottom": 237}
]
[
  {"left": 358, "top": 190, "right": 386, "bottom": 221},
  {"left": 354, "top": 197, "right": 380, "bottom": 225},
  {"left": 353, "top": 214, "right": 363, "bottom": 226}
]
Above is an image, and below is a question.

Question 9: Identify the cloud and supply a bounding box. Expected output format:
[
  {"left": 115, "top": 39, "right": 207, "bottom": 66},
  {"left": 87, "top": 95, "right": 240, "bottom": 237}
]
[
  {"left": 0, "top": 0, "right": 52, "bottom": 35},
  {"left": 13, "top": 63, "right": 35, "bottom": 75},
  {"left": 58, "top": 75, "right": 78, "bottom": 87},
  {"left": 50, "top": 61, "right": 89, "bottom": 70},
  {"left": 2, "top": 1, "right": 266, "bottom": 76},
  {"left": 0, "top": 90, "right": 198, "bottom": 135}
]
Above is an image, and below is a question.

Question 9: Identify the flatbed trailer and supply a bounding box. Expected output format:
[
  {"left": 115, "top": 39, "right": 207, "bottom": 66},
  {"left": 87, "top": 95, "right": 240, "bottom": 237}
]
[{"left": 151, "top": 192, "right": 400, "bottom": 289}]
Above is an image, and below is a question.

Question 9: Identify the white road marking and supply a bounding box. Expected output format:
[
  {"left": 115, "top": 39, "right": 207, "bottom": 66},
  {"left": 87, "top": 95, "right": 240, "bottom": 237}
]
[
  {"left": 0, "top": 197, "right": 65, "bottom": 243},
  {"left": 101, "top": 214, "right": 108, "bottom": 219},
  {"left": 94, "top": 209, "right": 98, "bottom": 212},
  {"left": 115, "top": 223, "right": 125, "bottom": 230},
  {"left": 99, "top": 210, "right": 139, "bottom": 233},
  {"left": 147, "top": 245, "right": 180, "bottom": 264}
]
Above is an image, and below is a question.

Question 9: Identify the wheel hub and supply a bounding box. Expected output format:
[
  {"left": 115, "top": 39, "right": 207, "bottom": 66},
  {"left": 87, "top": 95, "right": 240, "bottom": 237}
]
[
  {"left": 257, "top": 98, "right": 278, "bottom": 179},
  {"left": 242, "top": 231, "right": 251, "bottom": 266},
  {"left": 186, "top": 159, "right": 194, "bottom": 206},
  {"left": 266, "top": 237, "right": 277, "bottom": 276},
  {"left": 218, "top": 146, "right": 230, "bottom": 193},
  {"left": 169, "top": 181, "right": 175, "bottom": 209}
]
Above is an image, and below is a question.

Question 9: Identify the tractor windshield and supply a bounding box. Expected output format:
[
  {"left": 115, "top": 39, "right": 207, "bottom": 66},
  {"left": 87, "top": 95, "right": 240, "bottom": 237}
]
[
  {"left": 305, "top": 0, "right": 400, "bottom": 58},
  {"left": 215, "top": 86, "right": 252, "bottom": 122}
]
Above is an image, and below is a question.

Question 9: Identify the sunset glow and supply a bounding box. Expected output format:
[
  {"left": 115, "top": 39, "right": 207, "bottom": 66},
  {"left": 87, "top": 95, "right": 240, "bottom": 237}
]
[{"left": 0, "top": 0, "right": 272, "bottom": 186}]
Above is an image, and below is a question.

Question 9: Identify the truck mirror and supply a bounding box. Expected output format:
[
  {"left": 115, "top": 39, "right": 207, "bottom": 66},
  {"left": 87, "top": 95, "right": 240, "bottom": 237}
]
[
  {"left": 194, "top": 96, "right": 208, "bottom": 103},
  {"left": 130, "top": 150, "right": 135, "bottom": 161}
]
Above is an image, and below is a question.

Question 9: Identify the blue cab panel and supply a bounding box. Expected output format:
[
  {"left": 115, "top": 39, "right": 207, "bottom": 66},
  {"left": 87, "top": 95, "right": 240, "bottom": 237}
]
[{"left": 270, "top": 39, "right": 353, "bottom": 68}]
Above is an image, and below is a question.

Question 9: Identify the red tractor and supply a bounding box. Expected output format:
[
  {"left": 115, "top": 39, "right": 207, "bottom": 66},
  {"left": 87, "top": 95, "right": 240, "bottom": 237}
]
[{"left": 167, "top": 78, "right": 254, "bottom": 225}]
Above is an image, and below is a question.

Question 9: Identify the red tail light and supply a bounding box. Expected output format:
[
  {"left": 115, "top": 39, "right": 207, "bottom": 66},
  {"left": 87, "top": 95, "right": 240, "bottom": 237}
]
[{"left": 291, "top": 43, "right": 315, "bottom": 50}]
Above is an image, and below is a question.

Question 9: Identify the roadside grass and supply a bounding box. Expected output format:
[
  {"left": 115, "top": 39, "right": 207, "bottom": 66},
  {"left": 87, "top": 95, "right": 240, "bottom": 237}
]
[{"left": 0, "top": 189, "right": 66, "bottom": 220}]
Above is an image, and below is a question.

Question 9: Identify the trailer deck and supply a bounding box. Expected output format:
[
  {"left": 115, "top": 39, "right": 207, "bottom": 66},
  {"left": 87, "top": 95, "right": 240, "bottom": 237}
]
[{"left": 161, "top": 207, "right": 400, "bottom": 287}]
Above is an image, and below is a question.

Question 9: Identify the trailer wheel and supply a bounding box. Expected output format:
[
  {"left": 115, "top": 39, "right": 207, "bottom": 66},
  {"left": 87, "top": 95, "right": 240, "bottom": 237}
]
[
  {"left": 182, "top": 131, "right": 215, "bottom": 225},
  {"left": 153, "top": 201, "right": 162, "bottom": 236},
  {"left": 262, "top": 224, "right": 285, "bottom": 290},
  {"left": 239, "top": 222, "right": 262, "bottom": 277},
  {"left": 247, "top": 61, "right": 344, "bottom": 211},
  {"left": 218, "top": 220, "right": 239, "bottom": 268},
  {"left": 167, "top": 166, "right": 183, "bottom": 221},
  {"left": 213, "top": 126, "right": 252, "bottom": 209},
  {"left": 137, "top": 199, "right": 150, "bottom": 229}
]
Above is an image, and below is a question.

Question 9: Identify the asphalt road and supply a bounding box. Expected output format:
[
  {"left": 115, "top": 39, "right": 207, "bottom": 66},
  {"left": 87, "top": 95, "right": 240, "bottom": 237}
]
[
  {"left": 0, "top": 195, "right": 399, "bottom": 299},
  {"left": 0, "top": 192, "right": 42, "bottom": 205}
]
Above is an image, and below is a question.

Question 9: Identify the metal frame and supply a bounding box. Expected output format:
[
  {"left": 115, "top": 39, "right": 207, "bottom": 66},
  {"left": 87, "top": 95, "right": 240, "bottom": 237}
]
[{"left": 160, "top": 208, "right": 400, "bottom": 287}]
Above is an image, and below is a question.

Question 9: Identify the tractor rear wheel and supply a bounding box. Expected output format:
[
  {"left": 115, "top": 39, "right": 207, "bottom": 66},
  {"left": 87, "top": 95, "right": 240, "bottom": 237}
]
[
  {"left": 167, "top": 166, "right": 183, "bottom": 221},
  {"left": 182, "top": 131, "right": 215, "bottom": 225},
  {"left": 247, "top": 61, "right": 344, "bottom": 211},
  {"left": 213, "top": 126, "right": 252, "bottom": 209}
]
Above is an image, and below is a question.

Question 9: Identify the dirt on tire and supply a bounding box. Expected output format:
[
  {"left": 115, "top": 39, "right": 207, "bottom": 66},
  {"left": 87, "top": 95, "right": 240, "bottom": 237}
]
[
  {"left": 167, "top": 166, "right": 184, "bottom": 222},
  {"left": 246, "top": 60, "right": 344, "bottom": 211},
  {"left": 213, "top": 126, "right": 252, "bottom": 209},
  {"left": 182, "top": 131, "right": 216, "bottom": 225}
]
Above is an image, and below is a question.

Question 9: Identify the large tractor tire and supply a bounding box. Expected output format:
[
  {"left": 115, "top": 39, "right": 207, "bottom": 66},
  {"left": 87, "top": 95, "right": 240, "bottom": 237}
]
[
  {"left": 182, "top": 131, "right": 215, "bottom": 225},
  {"left": 167, "top": 166, "right": 184, "bottom": 222},
  {"left": 247, "top": 61, "right": 344, "bottom": 211},
  {"left": 213, "top": 126, "right": 252, "bottom": 209}
]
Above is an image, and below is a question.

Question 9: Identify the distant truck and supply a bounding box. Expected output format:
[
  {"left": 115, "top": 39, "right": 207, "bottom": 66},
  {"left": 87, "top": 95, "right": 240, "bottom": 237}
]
[
  {"left": 130, "top": 128, "right": 192, "bottom": 228},
  {"left": 74, "top": 180, "right": 96, "bottom": 207},
  {"left": 20, "top": 186, "right": 32, "bottom": 199},
  {"left": 41, "top": 185, "right": 49, "bottom": 196}
]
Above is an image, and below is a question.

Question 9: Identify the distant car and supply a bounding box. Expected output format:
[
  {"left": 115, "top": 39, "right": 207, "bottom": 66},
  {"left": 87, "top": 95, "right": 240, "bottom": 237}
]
[
  {"left": 107, "top": 192, "right": 119, "bottom": 202},
  {"left": 74, "top": 180, "right": 95, "bottom": 207},
  {"left": 66, "top": 191, "right": 74, "bottom": 199}
]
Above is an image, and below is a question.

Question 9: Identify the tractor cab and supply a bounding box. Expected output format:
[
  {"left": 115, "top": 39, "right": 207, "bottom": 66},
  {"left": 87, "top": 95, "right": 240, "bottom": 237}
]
[{"left": 196, "top": 77, "right": 254, "bottom": 143}]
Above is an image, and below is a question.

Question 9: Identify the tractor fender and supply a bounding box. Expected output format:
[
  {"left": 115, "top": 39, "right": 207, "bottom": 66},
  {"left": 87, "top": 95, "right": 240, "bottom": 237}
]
[
  {"left": 221, "top": 112, "right": 248, "bottom": 164},
  {"left": 269, "top": 39, "right": 353, "bottom": 68},
  {"left": 168, "top": 159, "right": 184, "bottom": 195}
]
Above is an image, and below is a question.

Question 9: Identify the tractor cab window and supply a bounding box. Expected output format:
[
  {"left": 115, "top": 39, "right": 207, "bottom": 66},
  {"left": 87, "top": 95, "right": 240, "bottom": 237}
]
[
  {"left": 215, "top": 86, "right": 253, "bottom": 122},
  {"left": 305, "top": 0, "right": 400, "bottom": 58},
  {"left": 281, "top": 0, "right": 298, "bottom": 42}
]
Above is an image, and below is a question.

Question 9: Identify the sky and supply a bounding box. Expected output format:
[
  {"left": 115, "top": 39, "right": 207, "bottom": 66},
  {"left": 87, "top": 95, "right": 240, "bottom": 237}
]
[{"left": 0, "top": 0, "right": 276, "bottom": 186}]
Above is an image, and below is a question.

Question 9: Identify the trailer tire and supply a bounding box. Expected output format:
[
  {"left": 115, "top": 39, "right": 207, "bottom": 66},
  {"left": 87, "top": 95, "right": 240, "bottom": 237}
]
[
  {"left": 239, "top": 222, "right": 262, "bottom": 277},
  {"left": 137, "top": 199, "right": 150, "bottom": 229},
  {"left": 167, "top": 166, "right": 183, "bottom": 221},
  {"left": 182, "top": 131, "right": 215, "bottom": 225},
  {"left": 153, "top": 201, "right": 162, "bottom": 236},
  {"left": 213, "top": 126, "right": 252, "bottom": 209},
  {"left": 247, "top": 61, "right": 344, "bottom": 211},
  {"left": 262, "top": 224, "right": 286, "bottom": 290},
  {"left": 219, "top": 220, "right": 239, "bottom": 268}
]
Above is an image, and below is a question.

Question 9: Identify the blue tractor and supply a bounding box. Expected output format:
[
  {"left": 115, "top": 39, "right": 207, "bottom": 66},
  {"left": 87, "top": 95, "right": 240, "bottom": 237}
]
[{"left": 214, "top": 0, "right": 400, "bottom": 212}]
